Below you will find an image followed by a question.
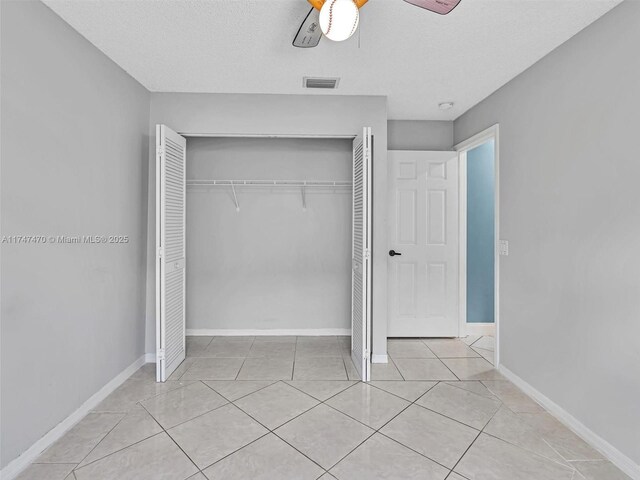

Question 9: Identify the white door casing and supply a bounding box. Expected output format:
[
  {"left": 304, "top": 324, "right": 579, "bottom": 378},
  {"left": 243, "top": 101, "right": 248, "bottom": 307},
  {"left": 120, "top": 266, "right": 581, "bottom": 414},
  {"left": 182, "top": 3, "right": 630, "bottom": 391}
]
[
  {"left": 351, "top": 127, "right": 372, "bottom": 381},
  {"left": 388, "top": 151, "right": 459, "bottom": 337},
  {"left": 156, "top": 125, "right": 187, "bottom": 382}
]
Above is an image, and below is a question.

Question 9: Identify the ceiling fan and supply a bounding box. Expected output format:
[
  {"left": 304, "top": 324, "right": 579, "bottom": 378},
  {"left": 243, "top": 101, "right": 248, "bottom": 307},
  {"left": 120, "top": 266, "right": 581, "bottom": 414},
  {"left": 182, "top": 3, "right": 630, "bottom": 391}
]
[{"left": 293, "top": 0, "right": 461, "bottom": 48}]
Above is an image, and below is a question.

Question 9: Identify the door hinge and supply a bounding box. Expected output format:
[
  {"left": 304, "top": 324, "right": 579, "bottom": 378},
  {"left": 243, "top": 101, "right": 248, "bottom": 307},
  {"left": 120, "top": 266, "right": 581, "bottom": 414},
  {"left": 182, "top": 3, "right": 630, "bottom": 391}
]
[
  {"left": 157, "top": 348, "right": 165, "bottom": 361},
  {"left": 363, "top": 248, "right": 371, "bottom": 259},
  {"left": 156, "top": 146, "right": 164, "bottom": 157},
  {"left": 157, "top": 246, "right": 164, "bottom": 258},
  {"left": 364, "top": 349, "right": 370, "bottom": 360}
]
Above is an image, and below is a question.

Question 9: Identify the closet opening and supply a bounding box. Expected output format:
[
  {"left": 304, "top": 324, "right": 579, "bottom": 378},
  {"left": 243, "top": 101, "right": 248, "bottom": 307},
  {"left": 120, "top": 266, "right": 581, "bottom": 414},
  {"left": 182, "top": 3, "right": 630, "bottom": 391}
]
[
  {"left": 155, "top": 127, "right": 373, "bottom": 383},
  {"left": 185, "top": 136, "right": 353, "bottom": 336}
]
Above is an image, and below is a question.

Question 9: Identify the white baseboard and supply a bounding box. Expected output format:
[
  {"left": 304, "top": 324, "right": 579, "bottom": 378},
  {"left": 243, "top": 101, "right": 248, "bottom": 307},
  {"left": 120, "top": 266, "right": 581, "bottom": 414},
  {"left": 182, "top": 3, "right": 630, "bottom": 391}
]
[
  {"left": 498, "top": 365, "right": 640, "bottom": 480},
  {"left": 186, "top": 328, "right": 351, "bottom": 337},
  {"left": 1, "top": 354, "right": 148, "bottom": 480},
  {"left": 461, "top": 323, "right": 495, "bottom": 337},
  {"left": 371, "top": 354, "right": 388, "bottom": 364}
]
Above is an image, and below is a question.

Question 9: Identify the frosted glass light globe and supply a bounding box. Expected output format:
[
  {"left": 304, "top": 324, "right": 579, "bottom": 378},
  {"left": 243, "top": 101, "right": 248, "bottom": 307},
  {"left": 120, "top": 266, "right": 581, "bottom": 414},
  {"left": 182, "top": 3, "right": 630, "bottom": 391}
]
[{"left": 319, "top": 0, "right": 359, "bottom": 42}]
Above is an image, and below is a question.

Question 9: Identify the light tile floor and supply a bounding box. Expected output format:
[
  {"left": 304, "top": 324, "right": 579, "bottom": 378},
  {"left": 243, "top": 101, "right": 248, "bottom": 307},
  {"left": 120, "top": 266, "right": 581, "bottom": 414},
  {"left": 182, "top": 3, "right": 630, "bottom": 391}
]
[{"left": 17, "top": 336, "right": 630, "bottom": 480}]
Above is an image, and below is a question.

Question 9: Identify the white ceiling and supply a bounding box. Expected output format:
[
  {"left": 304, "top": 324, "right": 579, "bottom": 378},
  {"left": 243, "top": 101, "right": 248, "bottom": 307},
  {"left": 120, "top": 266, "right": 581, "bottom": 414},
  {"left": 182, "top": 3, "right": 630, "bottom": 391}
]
[{"left": 43, "top": 0, "right": 621, "bottom": 120}]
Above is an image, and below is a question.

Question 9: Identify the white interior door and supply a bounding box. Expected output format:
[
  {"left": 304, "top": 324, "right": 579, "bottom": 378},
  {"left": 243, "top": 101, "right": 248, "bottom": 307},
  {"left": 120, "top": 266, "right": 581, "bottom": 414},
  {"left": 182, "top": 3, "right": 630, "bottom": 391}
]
[
  {"left": 388, "top": 151, "right": 459, "bottom": 337},
  {"left": 351, "top": 127, "right": 372, "bottom": 381},
  {"left": 156, "top": 124, "right": 187, "bottom": 382}
]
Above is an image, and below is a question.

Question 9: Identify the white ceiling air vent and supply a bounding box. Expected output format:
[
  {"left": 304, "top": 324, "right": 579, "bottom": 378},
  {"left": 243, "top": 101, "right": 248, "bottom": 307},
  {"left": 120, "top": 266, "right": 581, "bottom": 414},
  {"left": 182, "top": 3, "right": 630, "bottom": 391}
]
[{"left": 303, "top": 77, "right": 340, "bottom": 89}]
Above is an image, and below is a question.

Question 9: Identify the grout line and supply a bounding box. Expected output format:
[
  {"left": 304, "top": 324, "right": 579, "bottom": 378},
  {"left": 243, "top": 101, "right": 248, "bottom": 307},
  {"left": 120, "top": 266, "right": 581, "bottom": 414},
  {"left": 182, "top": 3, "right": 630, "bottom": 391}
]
[
  {"left": 437, "top": 358, "right": 463, "bottom": 381},
  {"left": 66, "top": 412, "right": 127, "bottom": 470},
  {"left": 393, "top": 356, "right": 407, "bottom": 381},
  {"left": 446, "top": 419, "right": 491, "bottom": 475},
  {"left": 377, "top": 429, "right": 457, "bottom": 472},
  {"left": 340, "top": 355, "right": 349, "bottom": 379},
  {"left": 366, "top": 379, "right": 438, "bottom": 403},
  {"left": 234, "top": 357, "right": 248, "bottom": 381},
  {"left": 233, "top": 335, "right": 256, "bottom": 381},
  {"left": 291, "top": 337, "right": 299, "bottom": 381},
  {"left": 231, "top": 381, "right": 319, "bottom": 432},
  {"left": 202, "top": 379, "right": 278, "bottom": 403},
  {"left": 140, "top": 382, "right": 229, "bottom": 430},
  {"left": 272, "top": 425, "right": 361, "bottom": 473},
  {"left": 380, "top": 356, "right": 406, "bottom": 381},
  {"left": 197, "top": 431, "right": 272, "bottom": 473},
  {"left": 445, "top": 380, "right": 575, "bottom": 478},
  {"left": 165, "top": 428, "right": 204, "bottom": 473},
  {"left": 73, "top": 431, "right": 166, "bottom": 473},
  {"left": 200, "top": 384, "right": 328, "bottom": 473},
  {"left": 317, "top": 383, "right": 449, "bottom": 469},
  {"left": 284, "top": 380, "right": 358, "bottom": 403}
]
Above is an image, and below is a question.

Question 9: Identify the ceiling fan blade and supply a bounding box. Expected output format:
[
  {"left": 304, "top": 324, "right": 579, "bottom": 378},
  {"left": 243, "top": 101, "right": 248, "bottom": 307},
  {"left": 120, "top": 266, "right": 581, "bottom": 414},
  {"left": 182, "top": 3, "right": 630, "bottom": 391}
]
[
  {"left": 403, "top": 0, "right": 461, "bottom": 15},
  {"left": 293, "top": 7, "right": 322, "bottom": 48}
]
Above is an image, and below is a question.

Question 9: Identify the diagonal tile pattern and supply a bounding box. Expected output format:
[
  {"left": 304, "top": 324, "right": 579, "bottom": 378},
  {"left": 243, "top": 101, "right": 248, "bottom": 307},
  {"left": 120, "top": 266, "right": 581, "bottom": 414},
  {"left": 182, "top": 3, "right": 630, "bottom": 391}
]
[
  {"left": 380, "top": 404, "right": 479, "bottom": 468},
  {"left": 483, "top": 406, "right": 569, "bottom": 465},
  {"left": 233, "top": 381, "right": 319, "bottom": 429},
  {"left": 140, "top": 381, "right": 228, "bottom": 429},
  {"left": 37, "top": 413, "right": 124, "bottom": 463},
  {"left": 168, "top": 403, "right": 268, "bottom": 469},
  {"left": 285, "top": 380, "right": 357, "bottom": 401},
  {"left": 368, "top": 380, "right": 437, "bottom": 402},
  {"left": 370, "top": 357, "right": 405, "bottom": 380},
  {"left": 331, "top": 433, "right": 450, "bottom": 480},
  {"left": 393, "top": 358, "right": 459, "bottom": 381},
  {"left": 442, "top": 358, "right": 504, "bottom": 380},
  {"left": 17, "top": 336, "right": 623, "bottom": 480},
  {"left": 275, "top": 404, "right": 374, "bottom": 469},
  {"left": 423, "top": 339, "right": 481, "bottom": 358},
  {"left": 203, "top": 380, "right": 275, "bottom": 401},
  {"left": 79, "top": 406, "right": 162, "bottom": 467},
  {"left": 325, "top": 382, "right": 410, "bottom": 430},
  {"left": 202, "top": 434, "right": 324, "bottom": 480},
  {"left": 74, "top": 432, "right": 198, "bottom": 480},
  {"left": 416, "top": 381, "right": 501, "bottom": 430}
]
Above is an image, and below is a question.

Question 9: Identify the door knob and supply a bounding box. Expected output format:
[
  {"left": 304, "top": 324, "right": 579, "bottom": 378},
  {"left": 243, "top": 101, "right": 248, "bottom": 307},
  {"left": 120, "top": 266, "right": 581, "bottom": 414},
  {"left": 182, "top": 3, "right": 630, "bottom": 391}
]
[{"left": 389, "top": 250, "right": 402, "bottom": 257}]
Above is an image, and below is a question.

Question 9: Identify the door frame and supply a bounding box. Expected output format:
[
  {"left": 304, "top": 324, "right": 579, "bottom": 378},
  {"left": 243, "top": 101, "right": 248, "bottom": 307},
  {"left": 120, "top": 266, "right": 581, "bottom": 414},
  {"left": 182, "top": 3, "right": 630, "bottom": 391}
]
[
  {"left": 454, "top": 124, "right": 500, "bottom": 367},
  {"left": 160, "top": 130, "right": 373, "bottom": 380}
]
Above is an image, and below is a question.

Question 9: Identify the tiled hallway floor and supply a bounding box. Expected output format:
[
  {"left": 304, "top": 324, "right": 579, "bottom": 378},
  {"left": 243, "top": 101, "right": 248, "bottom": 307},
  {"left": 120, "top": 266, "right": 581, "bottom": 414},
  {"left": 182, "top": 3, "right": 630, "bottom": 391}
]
[{"left": 18, "top": 336, "right": 629, "bottom": 480}]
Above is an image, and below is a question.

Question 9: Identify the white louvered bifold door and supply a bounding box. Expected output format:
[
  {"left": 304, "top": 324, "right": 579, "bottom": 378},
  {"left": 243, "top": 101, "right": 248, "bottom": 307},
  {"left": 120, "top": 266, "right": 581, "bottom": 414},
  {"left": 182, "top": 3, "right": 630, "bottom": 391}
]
[
  {"left": 156, "top": 125, "right": 187, "bottom": 382},
  {"left": 351, "top": 127, "right": 373, "bottom": 382}
]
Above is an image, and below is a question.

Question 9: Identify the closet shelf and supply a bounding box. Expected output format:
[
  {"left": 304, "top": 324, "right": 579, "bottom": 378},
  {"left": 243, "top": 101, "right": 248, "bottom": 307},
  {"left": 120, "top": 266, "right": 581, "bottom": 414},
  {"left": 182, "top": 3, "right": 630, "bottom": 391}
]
[
  {"left": 186, "top": 179, "right": 352, "bottom": 188},
  {"left": 186, "top": 179, "right": 352, "bottom": 212}
]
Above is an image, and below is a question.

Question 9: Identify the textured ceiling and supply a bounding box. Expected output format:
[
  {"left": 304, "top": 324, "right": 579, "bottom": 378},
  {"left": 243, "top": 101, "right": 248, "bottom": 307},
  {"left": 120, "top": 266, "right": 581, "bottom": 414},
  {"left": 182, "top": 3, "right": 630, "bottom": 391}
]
[{"left": 43, "top": 0, "right": 621, "bottom": 120}]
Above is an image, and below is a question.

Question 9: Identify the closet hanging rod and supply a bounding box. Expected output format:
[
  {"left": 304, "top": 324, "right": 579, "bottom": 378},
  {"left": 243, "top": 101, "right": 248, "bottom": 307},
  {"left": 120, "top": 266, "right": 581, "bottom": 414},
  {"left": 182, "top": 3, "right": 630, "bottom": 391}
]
[{"left": 186, "top": 179, "right": 352, "bottom": 188}]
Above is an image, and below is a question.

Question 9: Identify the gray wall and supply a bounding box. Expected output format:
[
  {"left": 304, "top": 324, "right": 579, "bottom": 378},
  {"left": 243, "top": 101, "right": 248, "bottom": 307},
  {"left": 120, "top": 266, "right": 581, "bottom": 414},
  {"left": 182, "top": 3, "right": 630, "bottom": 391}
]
[
  {"left": 146, "top": 93, "right": 389, "bottom": 356},
  {"left": 186, "top": 137, "right": 352, "bottom": 332},
  {"left": 388, "top": 120, "right": 454, "bottom": 151},
  {"left": 0, "top": 0, "right": 150, "bottom": 468},
  {"left": 455, "top": 0, "right": 640, "bottom": 465}
]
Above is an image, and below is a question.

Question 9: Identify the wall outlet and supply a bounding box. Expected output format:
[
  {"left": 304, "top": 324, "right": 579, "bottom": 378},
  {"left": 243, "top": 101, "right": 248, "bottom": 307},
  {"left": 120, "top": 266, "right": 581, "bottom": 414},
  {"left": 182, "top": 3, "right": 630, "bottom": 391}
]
[{"left": 499, "top": 239, "right": 509, "bottom": 256}]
